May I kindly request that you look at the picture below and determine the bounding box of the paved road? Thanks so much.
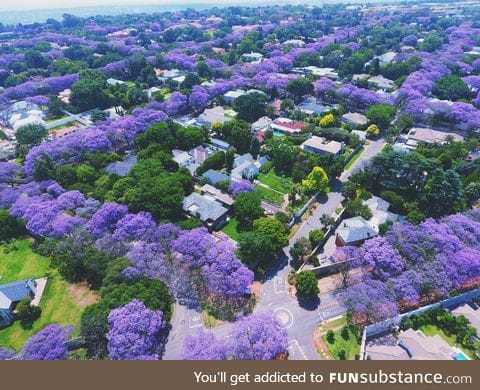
[163,138,386,360]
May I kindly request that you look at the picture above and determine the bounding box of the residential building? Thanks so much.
[182,192,229,230]
[366,329,455,360]
[144,86,162,99]
[51,125,80,139]
[363,196,399,232]
[292,66,339,80]
[270,118,305,134]
[342,112,368,126]
[231,161,259,180]
[189,145,211,165]
[241,52,264,63]
[105,154,138,177]
[368,75,396,91]
[335,216,377,247]
[233,153,253,169]
[376,51,397,66]
[200,184,234,207]
[172,149,194,167]
[106,78,125,86]
[1,101,45,130]
[251,116,272,133]
[282,39,305,47]
[393,127,464,151]
[202,169,230,185]
[451,304,480,337]
[210,138,232,151]
[300,135,344,156]
[297,98,331,116]
[0,279,37,327]
[196,106,232,127]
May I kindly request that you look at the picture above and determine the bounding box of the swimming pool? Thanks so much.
[453,351,469,360]
[272,131,285,137]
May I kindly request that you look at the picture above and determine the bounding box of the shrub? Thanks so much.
[295,270,319,297]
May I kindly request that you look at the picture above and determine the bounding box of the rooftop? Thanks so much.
[182,192,228,223]
[336,216,377,245]
[301,135,344,155]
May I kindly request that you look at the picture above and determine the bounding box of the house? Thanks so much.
[172,149,194,168]
[269,99,283,116]
[0,279,37,327]
[196,106,232,127]
[352,73,371,83]
[376,51,397,66]
[0,140,16,161]
[363,196,399,232]
[210,138,232,151]
[223,89,246,104]
[393,127,464,151]
[366,329,455,360]
[58,88,71,104]
[251,116,272,133]
[300,135,344,156]
[202,169,230,185]
[241,52,263,63]
[105,154,137,177]
[200,184,234,207]
[233,153,253,169]
[182,192,229,230]
[106,78,125,86]
[283,39,305,47]
[451,304,480,337]
[292,66,339,80]
[297,98,331,116]
[335,216,377,247]
[231,161,259,180]
[368,75,396,91]
[270,118,305,134]
[1,101,45,130]
[342,112,368,127]
[144,86,162,99]
[189,145,211,165]
[51,125,80,139]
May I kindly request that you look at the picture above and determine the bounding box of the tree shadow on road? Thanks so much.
[295,294,320,310]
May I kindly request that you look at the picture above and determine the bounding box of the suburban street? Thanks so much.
[163,138,386,360]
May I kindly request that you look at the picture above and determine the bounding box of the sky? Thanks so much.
[3,0,260,12]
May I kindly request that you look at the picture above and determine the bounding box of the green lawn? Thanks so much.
[257,171,293,194]
[323,325,361,360]
[221,218,241,241]
[420,325,476,359]
[0,239,96,351]
[255,185,284,205]
[344,146,365,170]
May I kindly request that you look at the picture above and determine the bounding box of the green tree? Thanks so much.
[237,231,276,268]
[308,229,325,247]
[71,69,110,112]
[433,76,472,101]
[233,92,267,122]
[234,191,264,231]
[253,217,288,251]
[286,78,314,100]
[176,126,207,150]
[15,124,48,146]
[302,166,329,193]
[344,199,373,220]
[33,153,56,181]
[295,270,319,297]
[366,104,396,130]
[0,209,24,241]
[289,237,312,266]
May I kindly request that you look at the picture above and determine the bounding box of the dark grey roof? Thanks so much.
[183,193,228,223]
[0,279,36,309]
[202,169,230,185]
[106,155,137,177]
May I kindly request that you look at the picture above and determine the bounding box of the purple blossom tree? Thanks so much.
[107,299,165,360]
[181,330,229,360]
[20,324,71,360]
[229,179,254,197]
